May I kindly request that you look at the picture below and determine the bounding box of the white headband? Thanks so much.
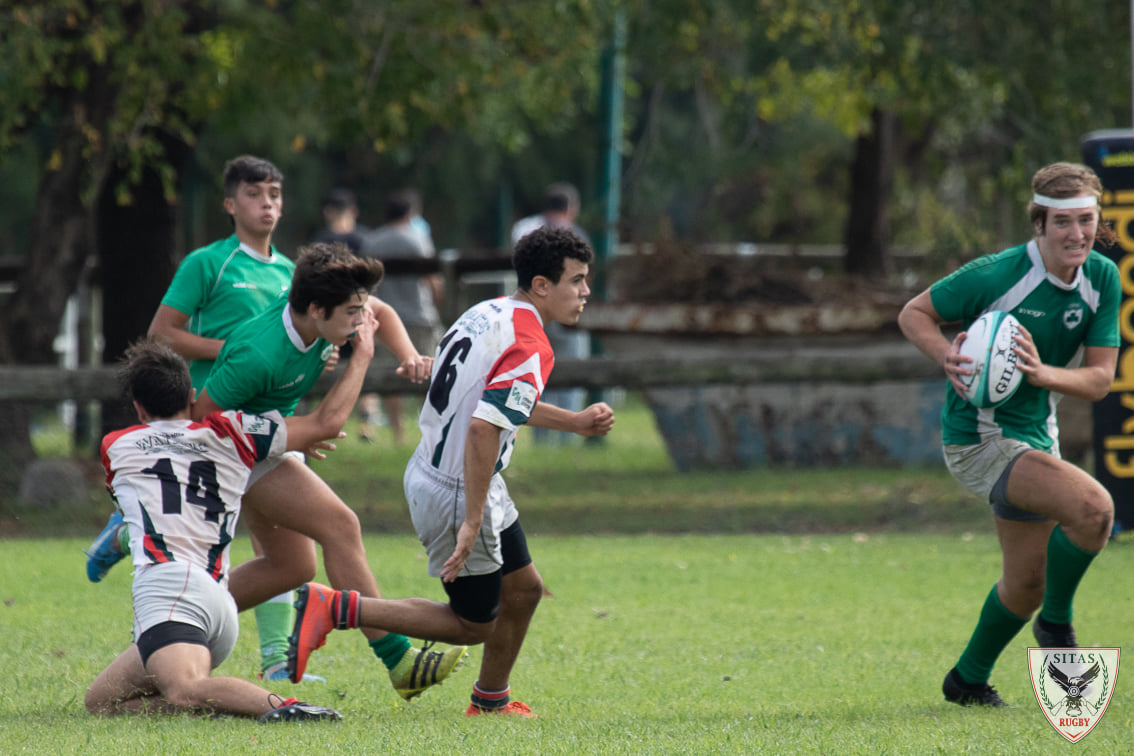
[1032,193,1098,210]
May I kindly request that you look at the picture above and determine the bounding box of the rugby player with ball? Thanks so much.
[898,162,1120,707]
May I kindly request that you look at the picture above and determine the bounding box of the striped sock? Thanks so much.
[331,589,360,629]
[470,682,510,711]
[115,523,130,554]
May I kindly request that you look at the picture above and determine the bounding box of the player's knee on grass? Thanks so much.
[85,687,125,716]
[136,621,214,710]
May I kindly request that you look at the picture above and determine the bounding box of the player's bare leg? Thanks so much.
[236,457,390,642]
[238,456,468,696]
[464,562,543,717]
[86,645,163,715]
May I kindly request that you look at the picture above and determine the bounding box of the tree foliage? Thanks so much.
[0,0,1131,486]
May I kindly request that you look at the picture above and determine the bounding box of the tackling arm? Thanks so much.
[283,309,377,451]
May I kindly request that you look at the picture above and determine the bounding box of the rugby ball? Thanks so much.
[957,310,1023,409]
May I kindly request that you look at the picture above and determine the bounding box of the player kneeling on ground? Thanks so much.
[85,327,376,721]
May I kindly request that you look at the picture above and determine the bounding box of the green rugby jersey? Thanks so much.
[930,241,1120,450]
[161,235,294,389]
[203,298,336,417]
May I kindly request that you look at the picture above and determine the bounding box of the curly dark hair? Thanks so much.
[288,241,385,314]
[512,226,593,290]
[117,338,193,419]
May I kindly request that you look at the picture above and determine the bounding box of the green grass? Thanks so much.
[3,534,1132,754]
[7,393,1126,752]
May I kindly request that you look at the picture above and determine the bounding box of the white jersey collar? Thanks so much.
[281,305,319,353]
[238,241,275,263]
[1027,240,1081,291]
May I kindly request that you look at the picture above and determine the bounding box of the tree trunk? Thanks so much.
[0,69,118,499]
[843,107,897,278]
[96,133,195,439]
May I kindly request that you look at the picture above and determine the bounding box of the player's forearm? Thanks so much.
[898,296,951,368]
[527,401,575,431]
[1032,363,1115,402]
[153,328,223,362]
[312,340,374,433]
[462,420,502,530]
[148,306,224,361]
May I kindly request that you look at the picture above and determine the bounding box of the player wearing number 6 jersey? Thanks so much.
[85,333,375,721]
[285,226,615,717]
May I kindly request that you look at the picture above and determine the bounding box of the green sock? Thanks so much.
[255,592,295,672]
[369,633,412,670]
[955,585,1027,685]
[115,523,130,555]
[1040,525,1098,625]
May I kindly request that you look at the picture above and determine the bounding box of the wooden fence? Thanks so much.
[0,349,940,402]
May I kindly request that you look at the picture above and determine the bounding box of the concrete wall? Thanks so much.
[643,380,945,470]
[587,302,1096,471]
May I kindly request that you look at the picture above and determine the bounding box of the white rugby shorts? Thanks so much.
[404,448,519,578]
[944,434,1059,502]
[246,449,305,490]
[131,561,239,669]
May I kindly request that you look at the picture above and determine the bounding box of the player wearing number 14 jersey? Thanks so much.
[85,335,375,721]
[283,226,615,718]
[102,407,285,583]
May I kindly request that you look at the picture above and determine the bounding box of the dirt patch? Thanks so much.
[607,242,919,310]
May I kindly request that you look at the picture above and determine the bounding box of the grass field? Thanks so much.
[3,534,1132,755]
[3,395,1131,753]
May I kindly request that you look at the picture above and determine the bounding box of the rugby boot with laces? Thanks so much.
[942,667,1007,707]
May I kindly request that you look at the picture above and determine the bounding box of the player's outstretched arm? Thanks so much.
[367,295,433,382]
[528,401,615,437]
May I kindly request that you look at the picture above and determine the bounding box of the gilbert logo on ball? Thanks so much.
[957,310,1023,408]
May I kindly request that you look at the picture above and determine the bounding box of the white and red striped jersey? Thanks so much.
[100,410,287,583]
[416,297,552,479]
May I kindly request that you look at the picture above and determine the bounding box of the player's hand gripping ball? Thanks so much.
[958,310,1023,409]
